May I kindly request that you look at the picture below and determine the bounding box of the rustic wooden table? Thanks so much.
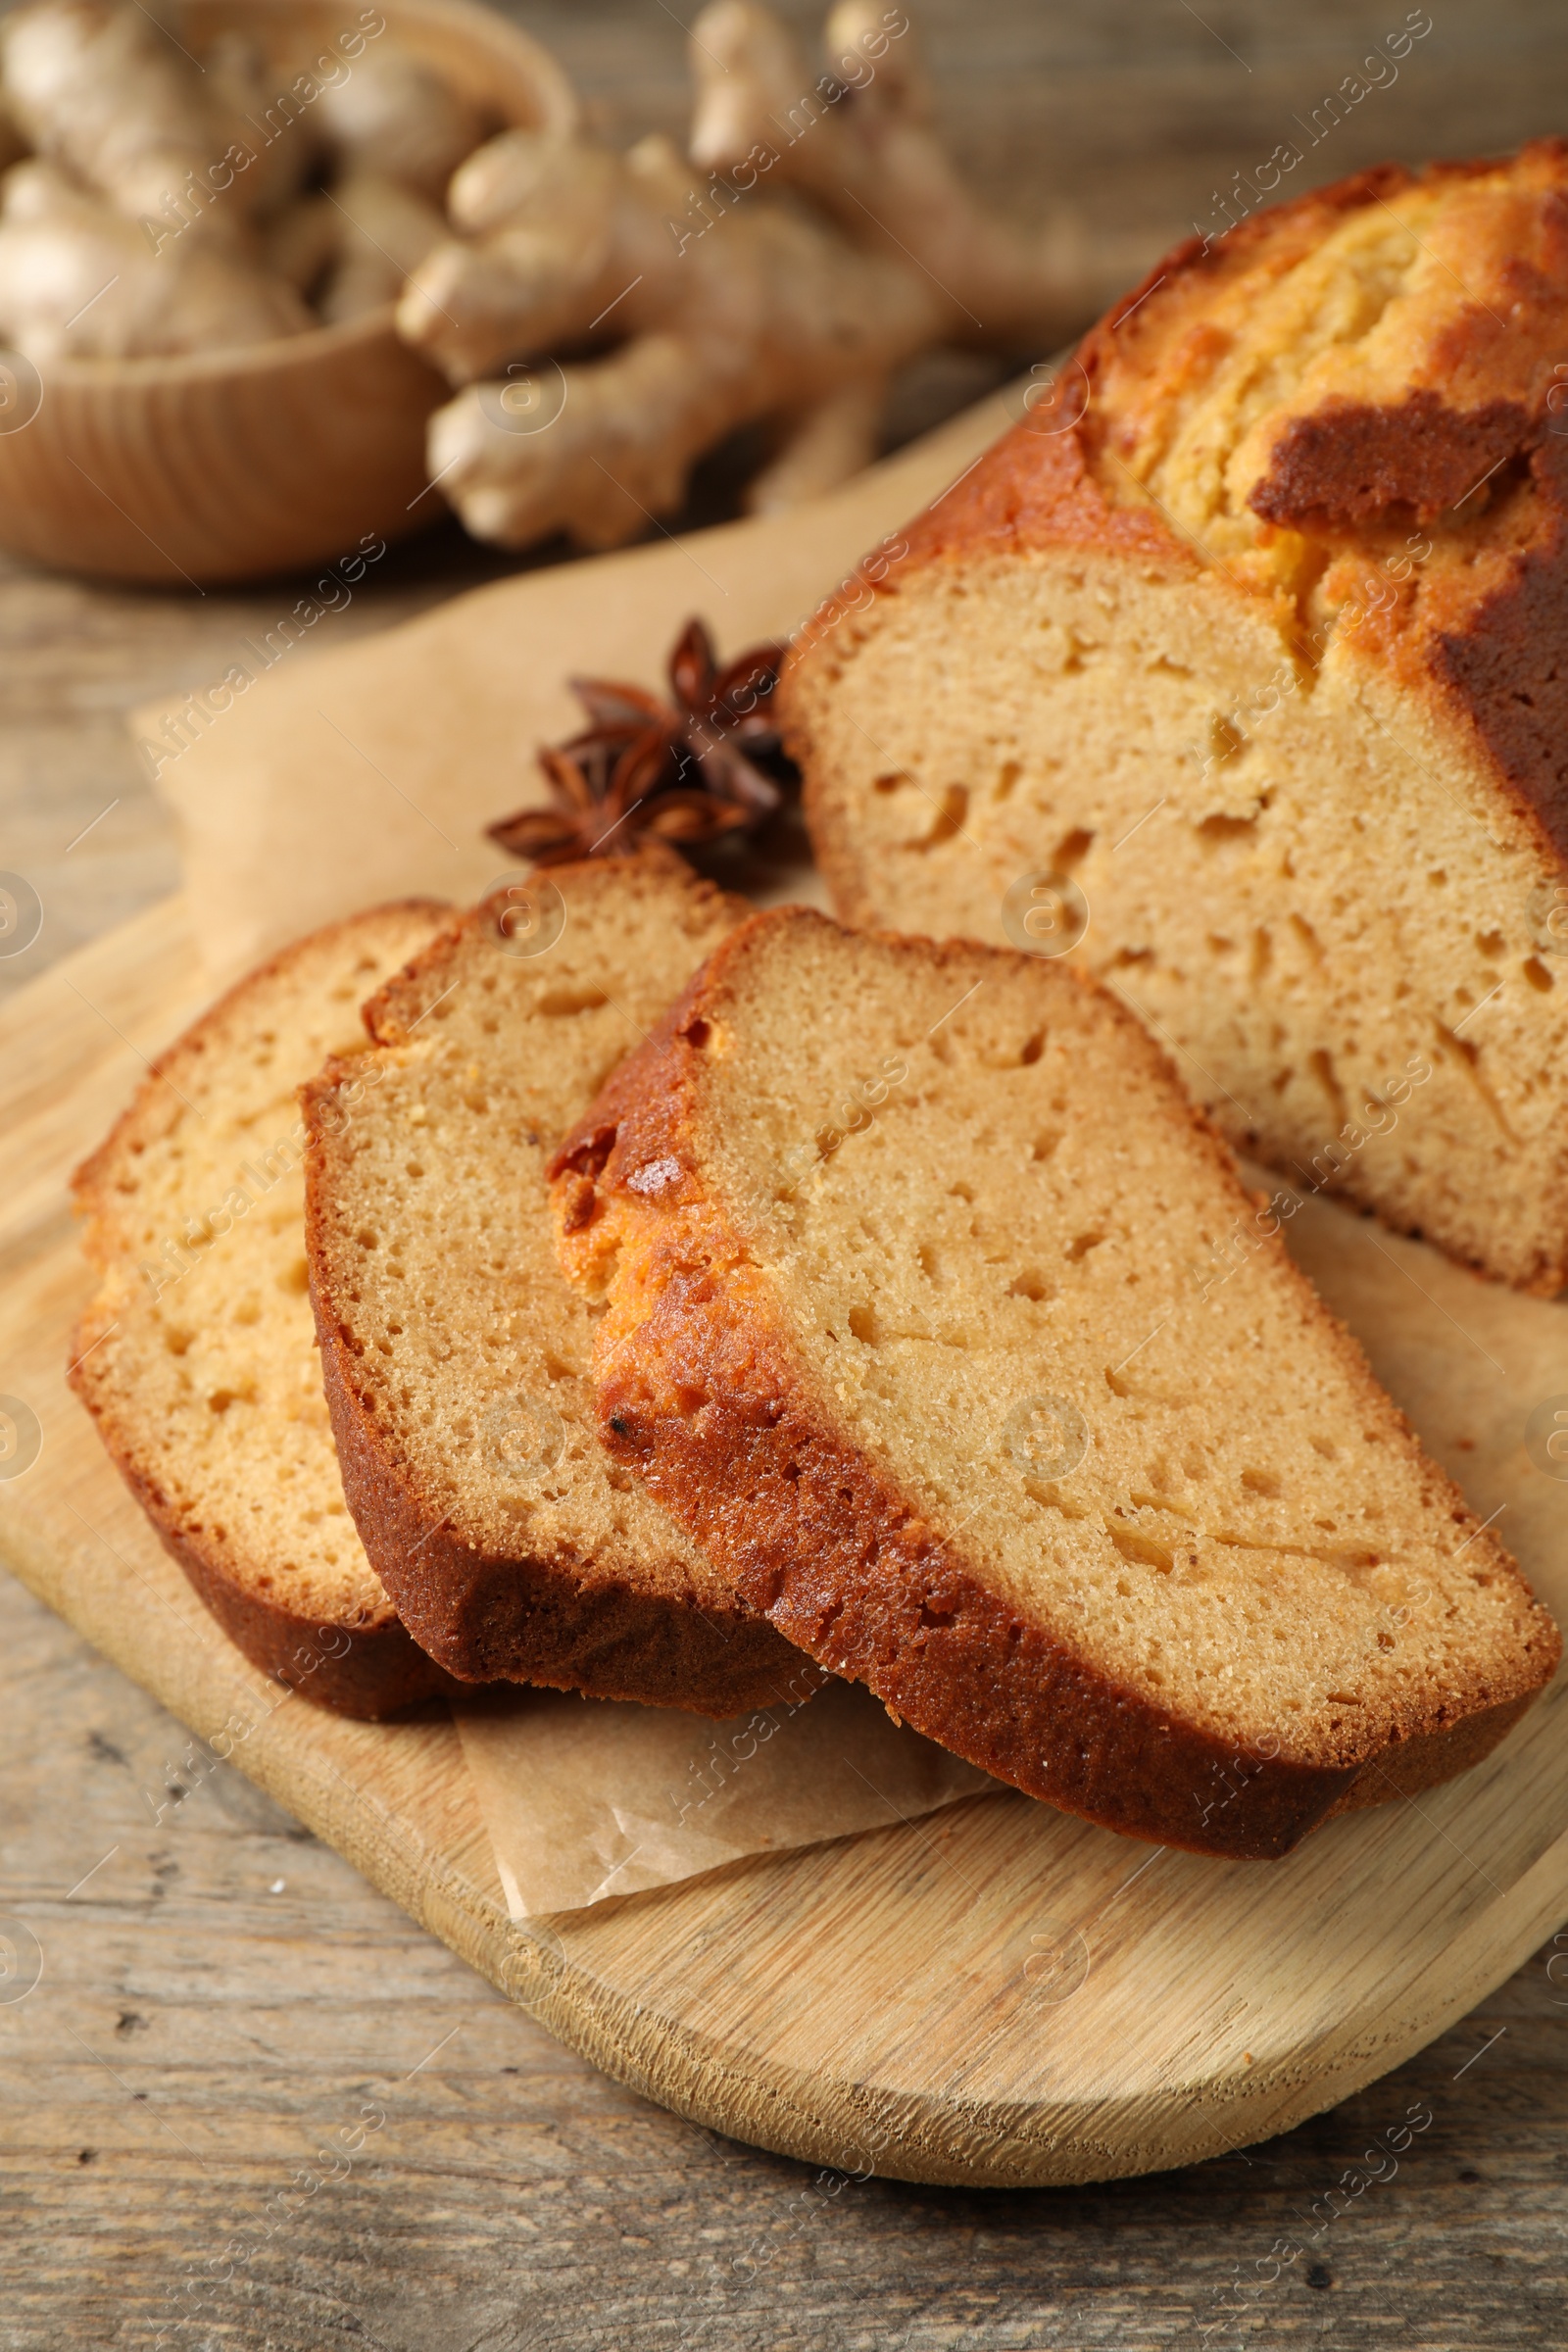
[4,4,1568,2344]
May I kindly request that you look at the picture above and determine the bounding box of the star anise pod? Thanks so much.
[487,617,798,867]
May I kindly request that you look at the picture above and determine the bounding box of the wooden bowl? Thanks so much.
[0,0,577,586]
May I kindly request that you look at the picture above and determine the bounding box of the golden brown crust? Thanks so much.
[1249,391,1533,529]
[301,861,817,1718]
[587,1232,1359,1859]
[1322,1687,1541,1817]
[549,911,1560,1860]
[823,414,1190,601]
[69,1377,457,1717]
[68,900,457,1720]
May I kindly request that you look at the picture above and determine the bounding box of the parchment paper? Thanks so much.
[453,1677,1001,1920]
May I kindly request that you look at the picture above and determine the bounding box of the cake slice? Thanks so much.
[549,908,1559,1858]
[302,853,811,1715]
[70,902,455,1718]
[784,147,1568,1295]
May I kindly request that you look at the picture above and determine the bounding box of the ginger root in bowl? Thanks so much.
[0,0,576,583]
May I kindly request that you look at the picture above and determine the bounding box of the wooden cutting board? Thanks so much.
[3,893,1567,2189]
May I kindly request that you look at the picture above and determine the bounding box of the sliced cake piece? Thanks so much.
[549,908,1559,1858]
[70,902,454,1718]
[302,853,811,1716]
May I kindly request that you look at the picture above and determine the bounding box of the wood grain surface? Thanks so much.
[4,2,1568,2342]
[6,1548,1564,2352]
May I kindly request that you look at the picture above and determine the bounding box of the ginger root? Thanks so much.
[317,170,448,324]
[0,158,311,360]
[688,0,1089,347]
[0,0,288,236]
[262,172,448,324]
[314,48,488,202]
[264,192,343,299]
[408,123,936,548]
[400,2,1090,552]
[0,0,491,362]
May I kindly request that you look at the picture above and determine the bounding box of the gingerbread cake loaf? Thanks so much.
[783,144,1568,1295]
